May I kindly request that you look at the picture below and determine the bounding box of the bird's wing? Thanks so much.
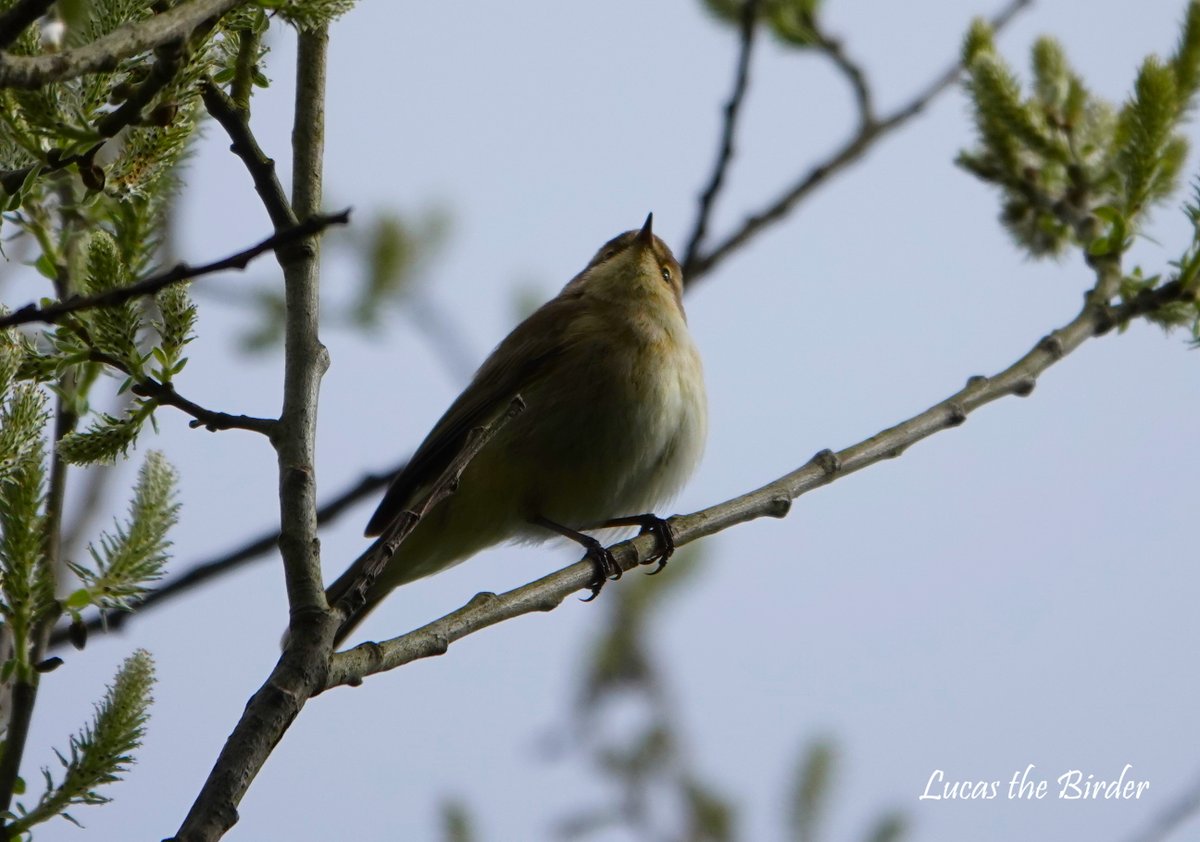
[364,288,586,537]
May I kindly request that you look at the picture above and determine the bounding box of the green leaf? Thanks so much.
[33,253,57,281]
[1170,0,1200,112]
[70,452,179,610]
[57,412,143,466]
[64,589,92,611]
[1115,57,1184,217]
[8,651,155,836]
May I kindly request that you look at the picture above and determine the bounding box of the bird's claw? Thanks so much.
[580,536,622,602]
[636,515,675,575]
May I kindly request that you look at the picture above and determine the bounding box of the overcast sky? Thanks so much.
[20,1,1200,840]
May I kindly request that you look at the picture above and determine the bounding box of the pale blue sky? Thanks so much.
[23,1,1200,840]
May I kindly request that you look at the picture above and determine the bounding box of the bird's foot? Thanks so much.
[530,515,623,602]
[580,535,623,602]
[595,513,676,575]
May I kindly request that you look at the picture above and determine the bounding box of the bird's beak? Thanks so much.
[637,212,654,248]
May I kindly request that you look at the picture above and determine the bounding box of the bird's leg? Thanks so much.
[593,513,676,575]
[531,515,622,601]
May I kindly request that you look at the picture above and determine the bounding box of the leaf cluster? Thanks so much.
[0,329,53,684]
[959,5,1200,256]
[959,2,1200,336]
[702,0,825,48]
[259,0,359,31]
[5,650,156,835]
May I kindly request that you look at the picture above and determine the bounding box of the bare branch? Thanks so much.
[681,0,760,272]
[201,78,297,232]
[684,0,1032,282]
[321,260,1191,690]
[0,0,250,89]
[129,377,276,435]
[167,267,524,842]
[815,32,874,131]
[170,26,333,842]
[0,212,349,330]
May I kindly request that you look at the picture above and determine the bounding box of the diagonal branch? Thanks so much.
[0,212,349,330]
[200,78,297,232]
[321,261,1192,690]
[0,0,251,89]
[684,0,1032,282]
[681,0,760,270]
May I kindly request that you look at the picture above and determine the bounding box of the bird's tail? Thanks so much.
[325,537,390,648]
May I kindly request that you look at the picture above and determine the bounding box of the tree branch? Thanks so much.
[815,32,874,131]
[0,212,349,330]
[321,257,1190,690]
[166,286,527,842]
[680,0,760,271]
[170,26,333,842]
[0,0,250,89]
[129,378,277,435]
[684,0,1032,282]
[200,78,297,231]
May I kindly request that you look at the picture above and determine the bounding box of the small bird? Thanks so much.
[326,214,707,645]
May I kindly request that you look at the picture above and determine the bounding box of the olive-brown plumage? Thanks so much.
[327,215,706,645]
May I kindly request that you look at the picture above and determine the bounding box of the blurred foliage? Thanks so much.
[440,799,476,842]
[702,0,824,48]
[260,0,359,31]
[958,3,1200,340]
[426,549,908,842]
[225,206,452,354]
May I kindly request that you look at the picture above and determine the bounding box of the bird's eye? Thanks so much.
[660,266,672,284]
[602,249,618,262]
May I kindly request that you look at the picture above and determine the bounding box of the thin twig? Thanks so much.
[681,0,760,271]
[130,378,276,434]
[684,0,1032,282]
[0,212,349,330]
[74,339,276,435]
[0,0,250,89]
[1123,767,1200,842]
[815,32,874,131]
[323,252,1188,690]
[200,77,296,231]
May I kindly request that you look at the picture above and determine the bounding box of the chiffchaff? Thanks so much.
[326,214,707,645]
